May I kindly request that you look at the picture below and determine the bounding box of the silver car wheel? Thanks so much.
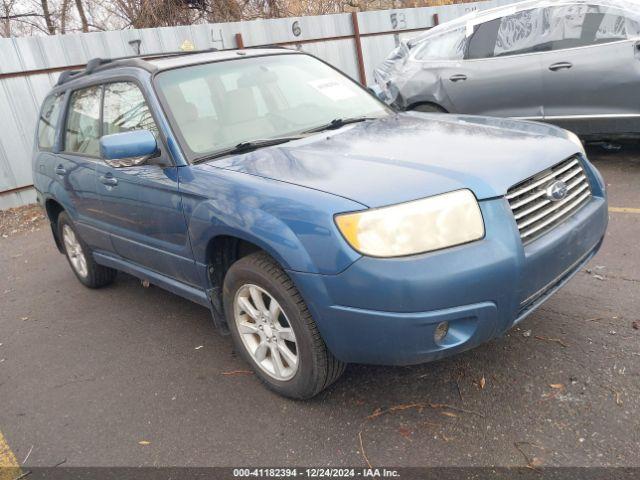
[234,284,298,381]
[62,224,88,278]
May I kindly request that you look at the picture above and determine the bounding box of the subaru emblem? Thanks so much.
[545,180,568,202]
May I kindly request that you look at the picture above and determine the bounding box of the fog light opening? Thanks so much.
[434,321,449,344]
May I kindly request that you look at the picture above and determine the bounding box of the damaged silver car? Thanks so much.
[374,0,640,140]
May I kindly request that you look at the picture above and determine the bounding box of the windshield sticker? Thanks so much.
[308,79,357,101]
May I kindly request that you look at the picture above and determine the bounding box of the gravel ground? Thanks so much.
[0,204,46,238]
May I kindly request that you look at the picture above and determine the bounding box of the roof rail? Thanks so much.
[55,45,294,86]
[246,44,292,50]
[56,47,221,86]
[56,69,83,86]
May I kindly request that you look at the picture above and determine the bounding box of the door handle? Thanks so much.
[549,62,573,71]
[99,174,118,187]
[54,165,67,176]
[449,74,468,82]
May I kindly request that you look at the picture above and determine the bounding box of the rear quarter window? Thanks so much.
[37,93,64,150]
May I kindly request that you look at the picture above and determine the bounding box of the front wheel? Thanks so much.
[223,252,345,399]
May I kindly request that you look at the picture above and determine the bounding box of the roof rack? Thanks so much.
[56,45,295,87]
[246,44,292,50]
[56,47,222,86]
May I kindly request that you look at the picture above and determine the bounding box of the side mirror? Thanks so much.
[100,130,158,167]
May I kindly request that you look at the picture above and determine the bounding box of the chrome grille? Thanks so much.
[506,156,592,243]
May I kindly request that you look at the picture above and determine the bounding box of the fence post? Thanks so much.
[350,11,367,86]
[432,13,440,26]
[235,32,244,49]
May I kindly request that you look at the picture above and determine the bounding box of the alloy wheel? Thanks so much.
[233,284,298,381]
[62,224,88,278]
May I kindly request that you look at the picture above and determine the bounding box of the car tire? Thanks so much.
[57,211,117,289]
[223,252,346,399]
[411,103,446,113]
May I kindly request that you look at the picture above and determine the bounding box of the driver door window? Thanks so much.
[103,82,158,136]
[542,4,638,50]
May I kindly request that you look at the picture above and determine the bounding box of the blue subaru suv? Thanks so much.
[33,48,608,398]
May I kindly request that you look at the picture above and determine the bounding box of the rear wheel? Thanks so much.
[223,252,345,399]
[58,212,117,288]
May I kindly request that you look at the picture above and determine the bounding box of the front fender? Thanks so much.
[180,165,364,275]
[188,200,320,273]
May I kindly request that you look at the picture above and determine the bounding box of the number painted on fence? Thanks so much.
[292,20,302,37]
[390,12,407,30]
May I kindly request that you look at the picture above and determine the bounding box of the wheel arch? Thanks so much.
[199,227,315,331]
[184,181,363,328]
[407,101,448,113]
[205,234,267,294]
[189,199,336,275]
[392,66,457,112]
[44,197,66,253]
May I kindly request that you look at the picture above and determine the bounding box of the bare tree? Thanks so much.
[40,0,56,33]
[1,0,55,36]
[1,0,478,37]
[205,0,244,22]
[59,0,70,32]
[75,0,88,31]
[101,0,195,28]
[1,0,15,36]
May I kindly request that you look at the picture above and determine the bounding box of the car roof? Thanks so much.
[149,47,299,70]
[408,0,640,45]
[51,47,301,93]
[470,0,640,23]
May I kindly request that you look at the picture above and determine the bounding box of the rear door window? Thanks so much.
[467,18,500,59]
[468,8,549,59]
[494,8,549,57]
[64,86,102,157]
[413,27,467,61]
[38,93,64,150]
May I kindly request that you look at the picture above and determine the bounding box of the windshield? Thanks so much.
[154,53,390,161]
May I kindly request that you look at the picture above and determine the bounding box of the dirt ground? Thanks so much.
[0,204,45,238]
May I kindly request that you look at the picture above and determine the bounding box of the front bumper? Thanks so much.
[288,162,608,365]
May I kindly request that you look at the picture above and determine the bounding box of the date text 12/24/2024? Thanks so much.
[233,468,400,478]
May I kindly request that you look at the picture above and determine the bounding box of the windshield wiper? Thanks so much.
[193,136,305,163]
[302,116,378,134]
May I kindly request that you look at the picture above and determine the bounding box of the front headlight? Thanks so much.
[335,189,485,258]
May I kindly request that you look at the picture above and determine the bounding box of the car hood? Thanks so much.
[209,113,582,208]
